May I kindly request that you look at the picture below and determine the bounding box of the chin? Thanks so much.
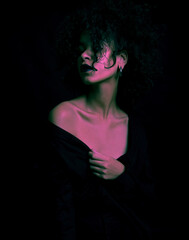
[82,77,106,85]
[82,73,112,83]
[82,78,93,85]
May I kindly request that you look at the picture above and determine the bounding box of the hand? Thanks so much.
[88,150,125,180]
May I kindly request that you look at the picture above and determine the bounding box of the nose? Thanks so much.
[81,48,93,61]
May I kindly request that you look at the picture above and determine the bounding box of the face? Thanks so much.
[77,32,121,85]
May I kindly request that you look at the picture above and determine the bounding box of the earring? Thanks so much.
[119,67,122,77]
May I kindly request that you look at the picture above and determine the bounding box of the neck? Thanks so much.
[85,78,119,119]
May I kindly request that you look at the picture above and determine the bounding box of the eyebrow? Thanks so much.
[79,40,85,45]
[79,39,89,47]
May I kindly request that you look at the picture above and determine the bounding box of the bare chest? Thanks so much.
[75,118,128,159]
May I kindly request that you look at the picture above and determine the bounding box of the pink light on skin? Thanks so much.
[77,31,126,85]
[74,31,128,120]
[49,31,128,178]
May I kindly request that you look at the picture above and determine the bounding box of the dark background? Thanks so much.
[6,1,183,239]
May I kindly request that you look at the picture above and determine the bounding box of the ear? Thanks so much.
[117,50,128,69]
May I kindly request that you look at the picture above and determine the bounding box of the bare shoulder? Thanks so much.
[48,100,77,130]
[48,96,85,132]
[116,108,129,121]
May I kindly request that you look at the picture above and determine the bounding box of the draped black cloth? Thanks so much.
[46,114,155,240]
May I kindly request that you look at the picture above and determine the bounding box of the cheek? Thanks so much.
[92,66,118,81]
[80,67,118,85]
[97,49,114,67]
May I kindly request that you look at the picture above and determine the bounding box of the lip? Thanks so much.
[80,64,97,73]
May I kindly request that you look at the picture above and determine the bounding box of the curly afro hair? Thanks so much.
[55,0,166,111]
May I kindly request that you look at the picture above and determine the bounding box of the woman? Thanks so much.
[48,1,158,239]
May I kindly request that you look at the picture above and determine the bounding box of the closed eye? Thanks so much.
[77,45,85,54]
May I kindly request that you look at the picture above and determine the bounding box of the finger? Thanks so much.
[89,159,106,168]
[92,172,104,179]
[90,165,105,174]
[88,150,107,161]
